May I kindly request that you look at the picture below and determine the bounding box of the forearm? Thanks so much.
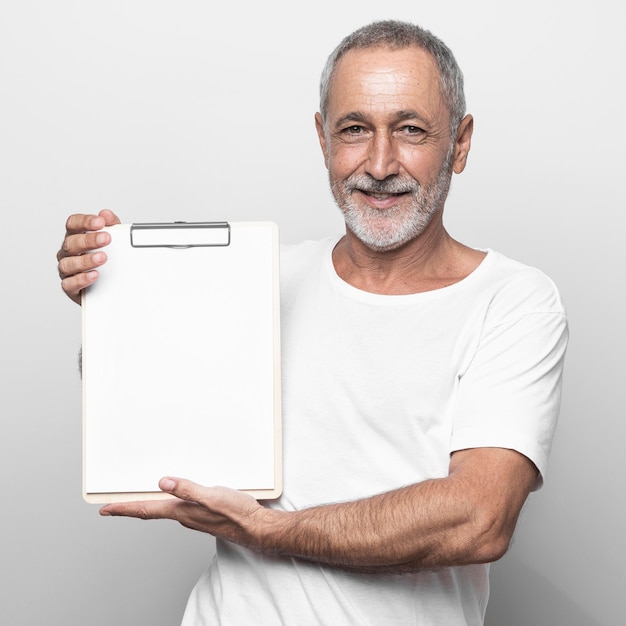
[263,482,465,571]
[256,478,505,572]
[248,449,536,573]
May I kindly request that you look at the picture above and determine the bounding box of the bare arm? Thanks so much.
[100,446,538,572]
[57,209,121,304]
[261,447,536,571]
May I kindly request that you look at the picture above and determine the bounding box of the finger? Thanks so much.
[60,270,100,304]
[57,210,121,305]
[159,477,260,525]
[57,244,109,305]
[100,498,181,521]
[64,213,107,237]
[57,243,109,307]
[57,230,112,262]
[58,209,120,260]
[98,478,206,519]
[158,476,209,503]
[58,248,108,278]
[155,478,242,536]
[97,208,121,226]
[157,477,241,506]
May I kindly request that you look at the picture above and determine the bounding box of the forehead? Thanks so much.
[327,45,446,123]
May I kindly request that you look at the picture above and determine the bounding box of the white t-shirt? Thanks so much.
[181,238,568,626]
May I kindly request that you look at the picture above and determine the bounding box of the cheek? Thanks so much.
[327,143,366,178]
[397,147,445,183]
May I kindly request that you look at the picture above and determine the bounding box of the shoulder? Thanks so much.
[476,250,567,320]
[279,237,336,262]
[279,237,338,283]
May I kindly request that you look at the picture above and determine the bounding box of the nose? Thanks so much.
[365,133,400,180]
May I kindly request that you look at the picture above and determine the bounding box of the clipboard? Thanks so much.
[81,221,282,503]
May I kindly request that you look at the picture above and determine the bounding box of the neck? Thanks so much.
[332,219,485,295]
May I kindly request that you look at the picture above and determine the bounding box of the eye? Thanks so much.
[343,125,365,135]
[397,125,427,144]
[338,124,370,143]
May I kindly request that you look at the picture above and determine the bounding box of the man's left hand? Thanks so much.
[100,477,272,550]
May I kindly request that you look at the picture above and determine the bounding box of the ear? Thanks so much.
[315,112,329,168]
[452,114,474,174]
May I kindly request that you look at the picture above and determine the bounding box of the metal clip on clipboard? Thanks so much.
[130,221,231,248]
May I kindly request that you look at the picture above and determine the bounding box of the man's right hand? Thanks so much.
[57,209,121,304]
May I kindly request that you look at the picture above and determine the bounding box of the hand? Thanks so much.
[100,477,272,550]
[57,209,121,304]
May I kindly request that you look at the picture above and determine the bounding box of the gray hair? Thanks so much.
[319,20,466,136]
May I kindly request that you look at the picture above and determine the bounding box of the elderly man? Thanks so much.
[57,20,567,626]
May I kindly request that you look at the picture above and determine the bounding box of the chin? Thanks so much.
[345,211,429,252]
[357,233,418,253]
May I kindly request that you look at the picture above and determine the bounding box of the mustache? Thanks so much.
[344,174,419,195]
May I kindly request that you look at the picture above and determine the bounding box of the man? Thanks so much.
[57,20,568,625]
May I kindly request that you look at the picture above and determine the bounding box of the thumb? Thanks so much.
[158,476,203,503]
[159,476,178,493]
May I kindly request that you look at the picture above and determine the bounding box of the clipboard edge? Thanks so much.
[81,221,283,504]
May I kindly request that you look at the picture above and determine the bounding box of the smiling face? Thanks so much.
[316,45,471,252]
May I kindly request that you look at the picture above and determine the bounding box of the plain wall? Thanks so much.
[1,1,623,624]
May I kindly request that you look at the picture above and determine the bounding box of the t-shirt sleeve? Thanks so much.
[450,271,568,489]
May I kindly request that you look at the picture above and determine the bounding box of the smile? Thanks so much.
[367,192,403,200]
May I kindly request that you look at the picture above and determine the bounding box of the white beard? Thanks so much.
[330,156,454,252]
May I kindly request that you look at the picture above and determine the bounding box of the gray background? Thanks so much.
[1,1,623,625]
